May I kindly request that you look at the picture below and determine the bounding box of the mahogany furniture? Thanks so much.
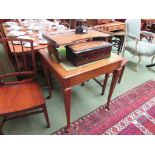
[2,23,50,53]
[1,22,56,73]
[94,21,125,54]
[43,29,112,63]
[39,48,124,131]
[66,41,112,66]
[96,19,112,25]
[94,21,125,32]
[95,58,128,95]
[0,38,50,134]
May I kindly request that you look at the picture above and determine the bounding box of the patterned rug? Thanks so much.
[54,80,155,135]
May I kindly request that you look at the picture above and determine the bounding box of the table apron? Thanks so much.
[46,60,122,88]
[69,62,121,86]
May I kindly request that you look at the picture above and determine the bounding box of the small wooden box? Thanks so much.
[66,41,112,66]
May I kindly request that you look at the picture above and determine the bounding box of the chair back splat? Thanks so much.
[0,38,36,85]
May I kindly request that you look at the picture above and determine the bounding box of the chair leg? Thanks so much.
[42,104,50,128]
[121,37,127,57]
[117,36,124,55]
[101,73,109,95]
[151,56,155,64]
[48,72,54,90]
[136,55,142,71]
[81,82,85,86]
[0,117,5,135]
[0,129,3,135]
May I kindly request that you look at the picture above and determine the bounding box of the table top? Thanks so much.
[99,21,125,27]
[43,29,111,47]
[94,21,125,32]
[2,22,56,53]
[39,48,123,80]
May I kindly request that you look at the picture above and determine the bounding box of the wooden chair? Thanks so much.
[0,38,50,134]
[112,31,125,55]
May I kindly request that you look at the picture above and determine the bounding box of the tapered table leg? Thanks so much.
[106,68,122,110]
[42,59,52,99]
[101,73,109,95]
[63,87,72,132]
[0,129,3,135]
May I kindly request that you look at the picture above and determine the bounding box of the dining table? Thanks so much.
[1,20,58,53]
[39,48,124,132]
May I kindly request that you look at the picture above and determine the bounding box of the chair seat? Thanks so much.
[0,81,45,115]
[126,40,155,56]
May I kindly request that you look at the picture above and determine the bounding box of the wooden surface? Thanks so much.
[0,38,37,83]
[39,49,123,84]
[43,29,112,47]
[94,21,125,32]
[66,41,112,66]
[0,37,50,133]
[2,22,55,53]
[68,41,110,53]
[0,81,44,115]
[39,48,124,130]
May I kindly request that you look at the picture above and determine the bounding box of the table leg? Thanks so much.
[48,45,62,63]
[106,68,122,110]
[0,129,3,135]
[101,73,109,96]
[63,87,72,132]
[117,36,124,55]
[42,59,52,99]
